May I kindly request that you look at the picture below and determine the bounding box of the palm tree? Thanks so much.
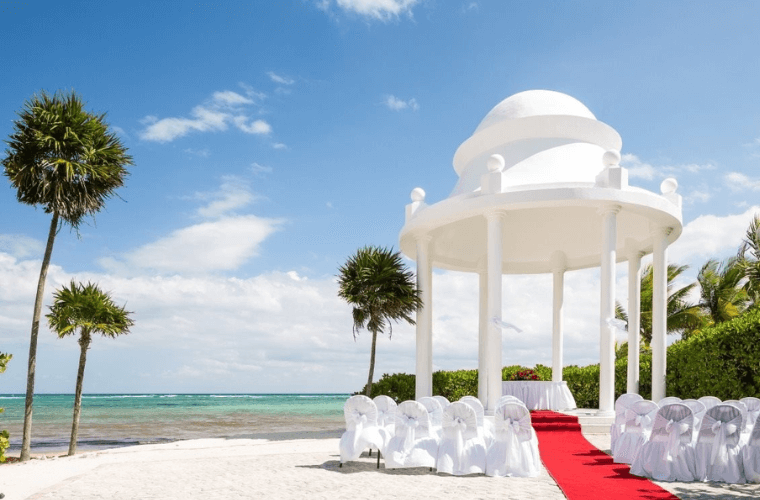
[337,246,422,396]
[2,90,132,460]
[47,281,134,456]
[738,214,760,306]
[616,263,705,344]
[696,257,749,325]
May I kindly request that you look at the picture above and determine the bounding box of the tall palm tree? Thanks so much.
[738,214,760,306]
[616,263,705,344]
[337,246,422,396]
[47,281,134,456]
[2,90,132,460]
[696,257,749,325]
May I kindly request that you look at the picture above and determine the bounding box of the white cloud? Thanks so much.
[335,0,419,20]
[385,95,419,111]
[621,153,715,180]
[184,148,210,158]
[462,2,479,13]
[0,234,43,259]
[272,142,287,150]
[140,90,272,142]
[251,162,273,176]
[689,189,712,203]
[621,154,656,180]
[194,176,257,219]
[267,71,295,85]
[725,172,760,192]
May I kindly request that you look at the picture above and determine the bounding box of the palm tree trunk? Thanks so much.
[20,211,59,461]
[69,335,89,456]
[365,329,378,397]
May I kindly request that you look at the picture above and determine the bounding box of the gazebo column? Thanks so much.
[627,250,643,394]
[485,211,504,414]
[478,269,488,404]
[551,252,566,382]
[652,227,671,402]
[415,235,433,399]
[599,205,620,415]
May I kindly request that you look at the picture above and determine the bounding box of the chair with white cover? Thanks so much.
[498,395,525,406]
[340,395,388,467]
[698,396,721,411]
[433,395,451,410]
[613,400,659,464]
[486,402,541,477]
[418,397,444,439]
[436,401,487,475]
[742,416,760,482]
[681,399,707,443]
[384,400,440,469]
[630,403,696,481]
[658,396,682,406]
[741,397,760,433]
[611,393,644,452]
[374,395,397,448]
[695,404,745,483]
[725,400,749,438]
[460,396,494,446]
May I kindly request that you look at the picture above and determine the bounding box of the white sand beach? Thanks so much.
[2,433,760,500]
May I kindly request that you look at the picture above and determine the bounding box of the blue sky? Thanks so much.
[1,0,759,394]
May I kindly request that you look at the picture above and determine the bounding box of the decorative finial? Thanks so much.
[487,154,505,173]
[660,178,678,195]
[410,187,426,202]
[603,150,621,167]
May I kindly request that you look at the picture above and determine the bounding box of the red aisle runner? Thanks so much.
[531,411,679,500]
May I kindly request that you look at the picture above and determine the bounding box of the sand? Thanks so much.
[1,432,759,499]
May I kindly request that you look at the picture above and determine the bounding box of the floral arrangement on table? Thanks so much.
[510,369,540,381]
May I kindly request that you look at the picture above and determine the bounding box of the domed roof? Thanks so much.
[475,90,596,133]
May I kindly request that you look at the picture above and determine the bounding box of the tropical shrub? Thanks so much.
[357,372,416,402]
[0,352,11,463]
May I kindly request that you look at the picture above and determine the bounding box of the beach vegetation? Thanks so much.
[338,246,422,397]
[0,352,11,463]
[695,257,750,329]
[2,90,132,460]
[737,214,760,306]
[47,281,134,456]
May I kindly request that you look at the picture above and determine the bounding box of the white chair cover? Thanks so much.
[725,400,749,437]
[486,402,541,477]
[681,399,707,443]
[613,400,659,464]
[339,395,388,463]
[658,396,682,406]
[742,416,760,483]
[611,393,644,452]
[498,395,525,406]
[460,396,494,446]
[630,403,696,481]
[695,404,745,483]
[436,402,487,475]
[418,397,444,439]
[741,397,760,433]
[698,396,722,410]
[373,395,397,447]
[384,400,439,469]
[433,395,451,410]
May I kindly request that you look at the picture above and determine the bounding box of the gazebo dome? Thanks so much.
[474,90,596,132]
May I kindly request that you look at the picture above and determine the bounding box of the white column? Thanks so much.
[652,227,670,402]
[627,251,643,394]
[415,236,433,399]
[478,270,488,404]
[552,267,565,382]
[486,211,504,414]
[599,205,620,415]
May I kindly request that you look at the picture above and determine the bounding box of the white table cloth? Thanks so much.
[501,381,577,410]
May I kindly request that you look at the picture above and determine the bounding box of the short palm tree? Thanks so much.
[337,246,422,396]
[696,257,749,325]
[47,281,134,456]
[2,90,132,460]
[738,214,760,306]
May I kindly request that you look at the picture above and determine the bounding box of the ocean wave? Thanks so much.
[159,395,178,398]
[82,395,155,399]
[0,396,23,399]
[209,395,263,398]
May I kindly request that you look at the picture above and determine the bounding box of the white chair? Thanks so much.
[742,416,760,482]
[460,396,494,446]
[486,402,541,477]
[613,400,658,464]
[384,400,439,469]
[433,395,451,410]
[741,397,760,433]
[695,404,745,483]
[630,403,696,481]
[418,396,444,439]
[498,395,525,406]
[698,396,722,410]
[339,395,388,467]
[373,395,397,449]
[611,393,643,452]
[436,401,487,475]
[658,396,682,406]
[681,399,707,443]
[725,400,749,438]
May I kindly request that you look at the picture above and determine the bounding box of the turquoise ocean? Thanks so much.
[0,394,349,454]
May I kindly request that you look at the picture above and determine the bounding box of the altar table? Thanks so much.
[502,381,577,410]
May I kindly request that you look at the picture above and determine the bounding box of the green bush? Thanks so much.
[356,372,415,402]
[433,369,478,401]
[0,352,10,463]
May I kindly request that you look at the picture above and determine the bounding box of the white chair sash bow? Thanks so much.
[709,420,739,465]
[402,415,420,453]
[624,408,651,431]
[664,418,691,461]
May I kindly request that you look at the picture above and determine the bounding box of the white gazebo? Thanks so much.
[399,90,683,415]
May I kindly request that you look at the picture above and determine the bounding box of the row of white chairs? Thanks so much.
[339,394,541,477]
[610,393,760,483]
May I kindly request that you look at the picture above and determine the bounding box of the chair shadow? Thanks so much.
[298,452,484,478]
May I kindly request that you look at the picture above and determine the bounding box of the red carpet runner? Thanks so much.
[531,411,679,500]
